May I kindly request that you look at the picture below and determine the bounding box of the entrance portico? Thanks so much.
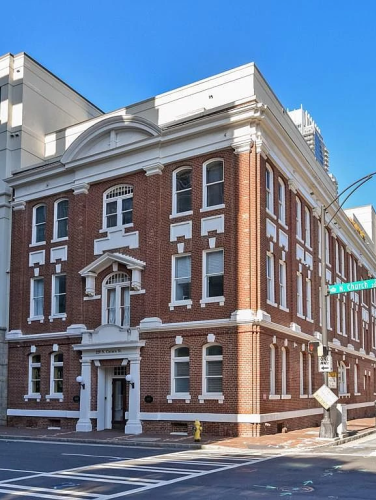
[73,324,145,434]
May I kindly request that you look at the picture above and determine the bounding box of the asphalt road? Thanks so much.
[0,437,375,499]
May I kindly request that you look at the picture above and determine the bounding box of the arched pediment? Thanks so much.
[62,115,162,163]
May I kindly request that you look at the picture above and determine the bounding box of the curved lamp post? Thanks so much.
[319,171,376,438]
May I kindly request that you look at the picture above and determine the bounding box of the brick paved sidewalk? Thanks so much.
[0,417,374,451]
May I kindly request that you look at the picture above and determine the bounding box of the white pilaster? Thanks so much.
[125,359,142,435]
[76,360,93,432]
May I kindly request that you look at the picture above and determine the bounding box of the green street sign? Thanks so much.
[328,278,376,295]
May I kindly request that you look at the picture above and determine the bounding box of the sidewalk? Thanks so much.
[0,418,374,452]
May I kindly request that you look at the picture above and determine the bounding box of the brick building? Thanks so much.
[5,62,376,436]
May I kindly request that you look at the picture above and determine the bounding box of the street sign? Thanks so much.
[318,355,333,372]
[328,372,337,389]
[313,384,338,410]
[328,278,376,295]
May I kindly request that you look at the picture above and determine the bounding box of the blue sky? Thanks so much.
[2,0,376,207]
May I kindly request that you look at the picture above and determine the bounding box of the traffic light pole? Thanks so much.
[319,204,336,438]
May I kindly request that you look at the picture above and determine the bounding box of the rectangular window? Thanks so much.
[266,166,273,213]
[279,261,287,308]
[297,273,303,316]
[173,255,191,301]
[204,160,224,208]
[29,354,41,394]
[204,345,223,394]
[172,347,190,394]
[306,279,312,320]
[296,198,302,240]
[341,247,345,277]
[33,205,46,244]
[305,207,311,247]
[174,169,192,215]
[267,253,275,303]
[53,275,66,315]
[54,200,68,239]
[205,250,224,298]
[278,179,285,224]
[31,278,44,318]
[51,353,63,395]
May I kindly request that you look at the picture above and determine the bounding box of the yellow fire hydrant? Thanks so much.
[193,420,202,442]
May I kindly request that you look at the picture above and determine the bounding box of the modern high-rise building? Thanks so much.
[288,106,329,171]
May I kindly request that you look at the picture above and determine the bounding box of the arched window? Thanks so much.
[203,159,224,209]
[102,272,131,327]
[32,204,46,244]
[53,199,68,240]
[103,185,133,229]
[50,353,63,395]
[28,354,41,395]
[338,361,347,394]
[203,344,223,394]
[171,346,190,395]
[173,168,192,215]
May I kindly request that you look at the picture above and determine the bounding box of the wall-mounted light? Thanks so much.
[76,375,85,390]
[125,374,135,389]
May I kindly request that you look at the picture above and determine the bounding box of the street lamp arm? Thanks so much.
[326,176,373,227]
[325,170,376,212]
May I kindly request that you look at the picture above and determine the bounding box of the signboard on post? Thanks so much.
[328,372,337,389]
[318,355,333,372]
[328,278,376,295]
[313,384,338,410]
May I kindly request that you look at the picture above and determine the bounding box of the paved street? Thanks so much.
[1,437,376,499]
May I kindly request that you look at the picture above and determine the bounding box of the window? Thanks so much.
[297,273,303,316]
[279,261,287,308]
[270,344,276,395]
[32,204,46,244]
[204,250,224,299]
[278,179,285,224]
[171,346,190,395]
[267,253,275,303]
[266,165,273,213]
[104,185,133,229]
[52,275,66,316]
[354,363,359,394]
[300,352,307,395]
[203,159,224,208]
[305,207,311,247]
[203,344,223,394]
[30,278,44,318]
[306,279,312,320]
[335,241,339,274]
[281,347,288,395]
[54,199,68,240]
[103,272,130,326]
[325,228,330,264]
[50,353,63,395]
[341,247,345,277]
[173,168,192,215]
[338,361,347,394]
[28,354,41,395]
[172,255,191,302]
[342,296,347,336]
[296,197,302,240]
[308,353,313,395]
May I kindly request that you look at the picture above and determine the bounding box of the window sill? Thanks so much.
[278,220,288,230]
[27,316,44,324]
[266,300,278,307]
[354,393,361,396]
[169,300,193,310]
[198,394,224,403]
[167,395,191,403]
[281,394,291,399]
[29,242,46,248]
[268,395,280,400]
[279,305,289,312]
[169,211,193,219]
[339,393,351,398]
[49,314,67,322]
[84,295,101,301]
[200,204,225,213]
[266,209,277,219]
[200,297,225,307]
[99,223,134,234]
[306,317,314,323]
[51,237,68,244]
[46,395,64,402]
[24,394,41,402]
[299,394,309,399]
[297,313,305,319]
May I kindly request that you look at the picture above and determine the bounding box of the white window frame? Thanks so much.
[28,354,41,396]
[270,344,276,396]
[266,164,274,214]
[266,252,275,304]
[338,361,348,395]
[201,249,224,305]
[202,159,224,211]
[172,167,193,217]
[53,198,69,242]
[48,352,64,399]
[300,352,306,396]
[296,197,302,240]
[171,254,192,306]
[102,272,131,327]
[29,277,44,321]
[335,240,339,274]
[32,204,46,245]
[200,344,224,401]
[278,178,285,224]
[306,278,312,320]
[50,274,67,319]
[297,273,303,317]
[308,353,313,396]
[281,347,288,396]
[102,185,133,231]
[168,346,191,401]
[354,363,359,394]
[279,261,287,309]
[325,228,330,265]
[342,296,347,336]
[304,207,311,247]
[340,246,345,277]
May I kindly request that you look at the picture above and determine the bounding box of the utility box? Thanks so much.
[331,403,348,438]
